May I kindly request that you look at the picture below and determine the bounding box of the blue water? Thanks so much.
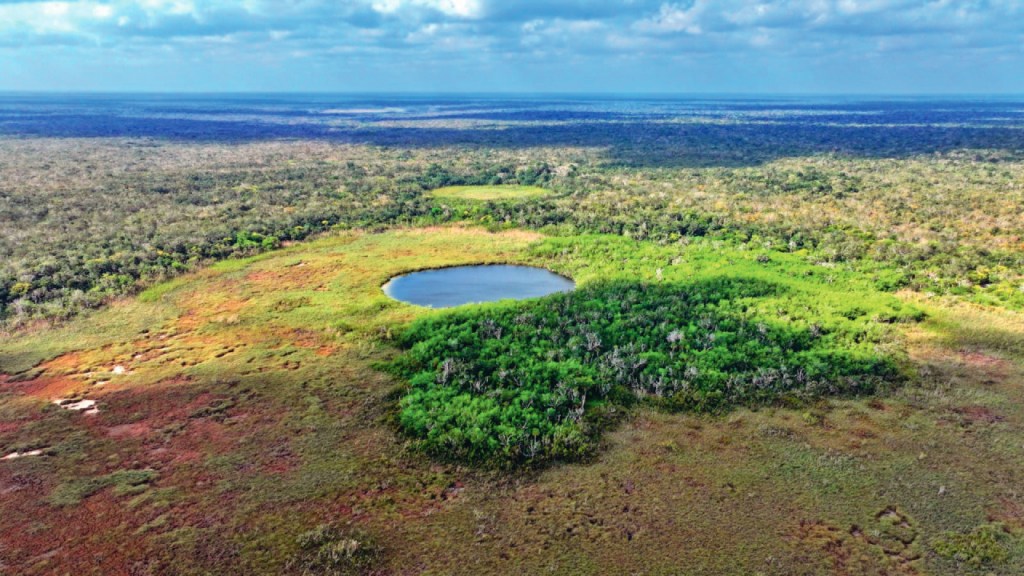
[383,265,575,308]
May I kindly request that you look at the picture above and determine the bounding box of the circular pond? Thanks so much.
[383,264,575,308]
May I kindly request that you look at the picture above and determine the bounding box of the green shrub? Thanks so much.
[49,469,157,506]
[395,277,909,467]
[932,523,1013,566]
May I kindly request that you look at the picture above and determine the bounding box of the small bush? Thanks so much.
[49,469,157,506]
[932,523,1013,566]
[286,524,381,576]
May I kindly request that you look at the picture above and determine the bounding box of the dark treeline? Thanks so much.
[5,94,1024,168]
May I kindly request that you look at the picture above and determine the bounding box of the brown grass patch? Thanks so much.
[398,224,545,242]
[952,404,1005,425]
[178,297,250,331]
[245,264,334,292]
[106,423,152,439]
[990,498,1024,530]
[9,375,83,401]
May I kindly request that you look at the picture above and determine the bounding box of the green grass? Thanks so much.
[426,185,551,201]
[48,469,158,507]
[0,299,177,375]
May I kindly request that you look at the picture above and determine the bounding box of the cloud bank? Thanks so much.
[1,1,1022,92]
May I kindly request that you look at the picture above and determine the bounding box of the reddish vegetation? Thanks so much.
[1,351,95,401]
[991,498,1024,531]
[178,297,251,331]
[105,423,152,438]
[0,371,287,574]
[794,520,859,576]
[245,265,332,291]
[6,490,154,574]
[952,405,1005,425]
[793,515,922,576]
[284,327,331,351]
[7,375,83,401]
[959,349,1012,379]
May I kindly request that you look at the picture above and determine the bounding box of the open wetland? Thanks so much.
[3,224,1024,575]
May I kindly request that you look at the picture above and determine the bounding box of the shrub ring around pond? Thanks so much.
[382,264,575,308]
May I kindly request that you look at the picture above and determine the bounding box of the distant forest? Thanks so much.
[2,97,1023,329]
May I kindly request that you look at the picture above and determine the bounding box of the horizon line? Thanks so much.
[1,90,1023,99]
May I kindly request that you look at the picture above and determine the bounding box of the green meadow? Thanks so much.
[426,185,552,201]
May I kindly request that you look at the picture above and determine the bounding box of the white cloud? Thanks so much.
[137,0,197,16]
[372,0,482,18]
[634,2,706,35]
[92,4,114,19]
[0,2,87,35]
[0,0,1020,75]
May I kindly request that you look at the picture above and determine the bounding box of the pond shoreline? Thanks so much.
[383,263,575,308]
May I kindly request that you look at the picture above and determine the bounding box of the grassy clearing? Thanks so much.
[426,185,551,201]
[1,226,1023,575]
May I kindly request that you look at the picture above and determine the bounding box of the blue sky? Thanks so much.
[0,0,1022,93]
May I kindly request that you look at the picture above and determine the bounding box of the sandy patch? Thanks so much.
[1,449,44,460]
[54,398,99,415]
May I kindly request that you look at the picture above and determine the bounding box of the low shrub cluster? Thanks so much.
[286,524,381,576]
[395,277,917,467]
[932,523,1015,566]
